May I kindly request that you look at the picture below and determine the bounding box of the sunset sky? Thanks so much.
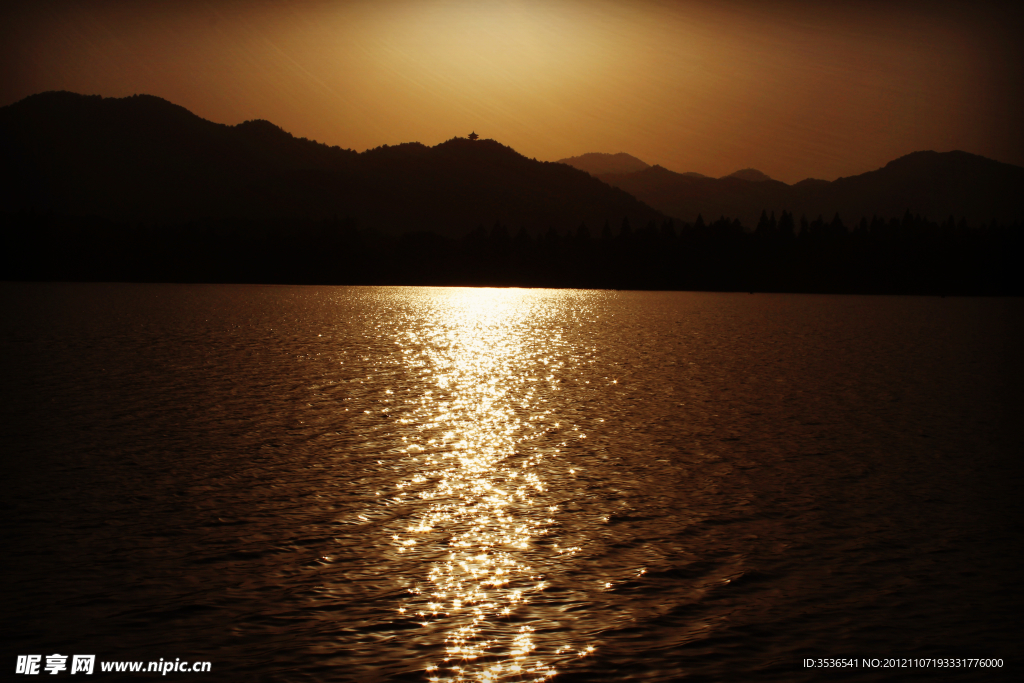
[2,0,1021,184]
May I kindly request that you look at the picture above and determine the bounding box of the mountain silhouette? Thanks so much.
[595,151,1024,228]
[597,165,791,229]
[0,91,663,235]
[723,168,772,182]
[556,152,650,176]
[3,91,1021,296]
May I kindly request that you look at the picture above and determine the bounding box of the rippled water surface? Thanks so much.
[2,284,1022,681]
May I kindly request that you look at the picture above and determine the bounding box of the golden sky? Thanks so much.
[2,0,1021,183]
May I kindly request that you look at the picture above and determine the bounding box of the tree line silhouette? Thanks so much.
[2,209,1021,295]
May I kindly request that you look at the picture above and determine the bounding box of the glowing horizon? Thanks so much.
[2,0,1021,183]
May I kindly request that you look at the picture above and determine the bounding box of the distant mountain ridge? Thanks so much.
[592,151,1024,227]
[556,152,650,176]
[4,92,1022,237]
[558,154,772,183]
[3,95,1020,294]
[0,91,663,235]
[724,168,772,182]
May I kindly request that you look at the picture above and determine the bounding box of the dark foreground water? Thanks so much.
[2,284,1022,682]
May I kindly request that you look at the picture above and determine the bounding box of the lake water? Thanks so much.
[2,284,1021,682]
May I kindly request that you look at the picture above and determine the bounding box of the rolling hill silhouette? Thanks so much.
[591,151,1024,228]
[724,168,772,182]
[2,91,1021,294]
[0,91,662,235]
[6,91,1020,239]
[556,152,650,176]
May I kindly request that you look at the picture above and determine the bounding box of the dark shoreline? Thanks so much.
[3,211,1022,296]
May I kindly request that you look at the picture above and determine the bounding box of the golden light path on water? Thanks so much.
[387,289,594,682]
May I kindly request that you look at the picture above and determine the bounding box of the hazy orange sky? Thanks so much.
[2,0,1021,183]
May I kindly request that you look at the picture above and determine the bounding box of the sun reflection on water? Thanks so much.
[386,289,589,682]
